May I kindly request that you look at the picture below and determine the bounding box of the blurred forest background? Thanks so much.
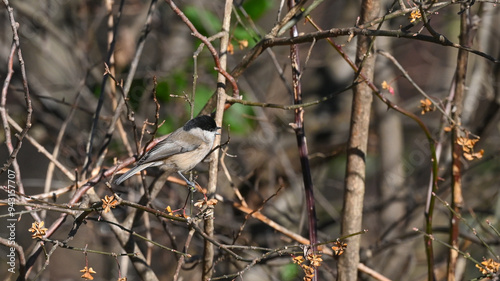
[0,0,499,280]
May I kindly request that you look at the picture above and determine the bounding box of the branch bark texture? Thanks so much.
[447,3,469,280]
[203,0,232,279]
[338,0,380,280]
[287,1,319,280]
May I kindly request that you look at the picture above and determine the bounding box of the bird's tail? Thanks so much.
[114,162,158,185]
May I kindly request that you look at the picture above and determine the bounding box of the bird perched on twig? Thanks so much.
[114,115,220,189]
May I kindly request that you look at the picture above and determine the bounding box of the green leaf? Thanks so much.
[222,103,255,135]
[155,80,170,102]
[157,116,177,136]
[172,71,188,91]
[242,0,274,20]
[156,70,190,102]
[191,85,214,116]
[280,263,301,281]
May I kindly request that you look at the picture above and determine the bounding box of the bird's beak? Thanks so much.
[216,127,222,135]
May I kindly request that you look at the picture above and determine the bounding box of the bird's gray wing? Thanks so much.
[114,131,201,185]
[137,131,200,165]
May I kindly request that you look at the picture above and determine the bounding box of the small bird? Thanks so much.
[114,115,220,188]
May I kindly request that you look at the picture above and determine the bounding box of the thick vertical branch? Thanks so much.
[288,0,318,279]
[203,0,232,280]
[338,0,379,280]
[447,3,469,281]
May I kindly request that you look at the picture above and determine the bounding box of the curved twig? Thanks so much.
[1,0,33,174]
[164,0,240,98]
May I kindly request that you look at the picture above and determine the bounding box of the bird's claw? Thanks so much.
[186,180,197,192]
[178,171,197,193]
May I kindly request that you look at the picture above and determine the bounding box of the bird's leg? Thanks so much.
[177,171,197,192]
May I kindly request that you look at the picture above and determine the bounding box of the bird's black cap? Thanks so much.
[183,115,219,132]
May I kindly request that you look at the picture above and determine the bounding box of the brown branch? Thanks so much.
[164,0,239,99]
[232,3,293,95]
[225,193,393,281]
[173,228,195,281]
[204,0,232,278]
[81,0,125,175]
[7,116,75,180]
[231,27,498,80]
[287,1,318,281]
[447,2,470,280]
[230,0,453,79]
[377,50,455,125]
[113,0,159,161]
[0,237,26,278]
[22,162,176,280]
[1,0,33,174]
[226,196,311,246]
[338,0,379,279]
[226,82,356,109]
[272,0,309,36]
[232,185,283,244]
[42,85,82,220]
[1,2,41,240]
[188,220,252,262]
[304,16,442,280]
[0,44,15,171]
[89,192,160,281]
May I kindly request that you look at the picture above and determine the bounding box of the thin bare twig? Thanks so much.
[226,82,356,109]
[377,50,455,125]
[0,237,26,277]
[42,84,83,220]
[164,0,239,99]
[233,3,293,95]
[7,116,75,181]
[287,1,318,280]
[232,185,283,244]
[1,0,33,174]
[82,0,125,175]
[1,1,40,236]
[173,228,195,281]
[113,0,159,161]
[0,44,16,171]
[231,26,498,80]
